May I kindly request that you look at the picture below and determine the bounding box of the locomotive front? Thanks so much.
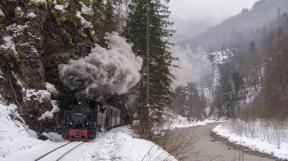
[60,98,123,142]
[61,103,96,142]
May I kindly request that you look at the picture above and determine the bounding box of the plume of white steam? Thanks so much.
[171,45,212,88]
[59,32,143,100]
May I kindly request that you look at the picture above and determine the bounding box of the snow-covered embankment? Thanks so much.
[212,120,288,160]
[0,103,41,159]
[78,126,177,161]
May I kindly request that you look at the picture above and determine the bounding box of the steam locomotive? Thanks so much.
[60,100,121,142]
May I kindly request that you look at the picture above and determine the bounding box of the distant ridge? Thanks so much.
[182,0,288,51]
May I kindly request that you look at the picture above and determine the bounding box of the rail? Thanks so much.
[34,142,84,161]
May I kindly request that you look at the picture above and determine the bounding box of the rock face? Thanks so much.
[0,55,23,105]
[0,0,110,136]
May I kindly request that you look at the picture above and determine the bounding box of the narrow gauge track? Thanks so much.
[34,142,84,161]
[55,142,84,161]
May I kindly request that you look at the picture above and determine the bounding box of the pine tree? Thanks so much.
[123,0,174,135]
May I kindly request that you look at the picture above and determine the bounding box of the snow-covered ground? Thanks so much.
[213,119,288,160]
[0,102,176,161]
[77,126,177,161]
[166,115,224,130]
[0,103,41,160]
[163,109,224,130]
[5,126,177,161]
[168,116,223,130]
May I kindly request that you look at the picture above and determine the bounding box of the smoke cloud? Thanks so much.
[59,32,143,100]
[171,45,212,88]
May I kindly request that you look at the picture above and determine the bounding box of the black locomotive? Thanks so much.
[60,100,121,141]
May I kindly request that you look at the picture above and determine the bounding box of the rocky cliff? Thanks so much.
[0,0,113,136]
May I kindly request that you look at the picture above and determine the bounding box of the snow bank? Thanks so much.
[78,126,177,161]
[45,82,58,94]
[54,4,65,12]
[173,118,222,130]
[165,114,224,130]
[0,36,16,52]
[0,103,41,160]
[26,12,37,19]
[213,120,288,160]
[41,132,64,142]
[76,11,92,28]
[25,89,51,103]
[162,109,224,130]
[38,100,60,120]
[80,2,94,15]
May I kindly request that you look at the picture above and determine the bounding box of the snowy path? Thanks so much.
[166,123,276,161]
[3,126,176,161]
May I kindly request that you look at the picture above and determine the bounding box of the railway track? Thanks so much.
[34,142,85,161]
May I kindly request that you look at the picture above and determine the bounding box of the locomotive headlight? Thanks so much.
[70,122,73,125]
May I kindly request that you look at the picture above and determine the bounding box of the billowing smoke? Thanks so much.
[171,45,213,88]
[59,32,143,100]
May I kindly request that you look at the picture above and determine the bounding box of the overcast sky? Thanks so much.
[169,0,258,21]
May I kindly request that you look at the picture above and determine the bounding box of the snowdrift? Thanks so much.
[213,120,288,160]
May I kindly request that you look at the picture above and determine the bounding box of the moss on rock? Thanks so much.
[29,0,48,10]
[14,7,24,18]
[80,0,92,7]
[63,29,73,45]
[78,30,87,38]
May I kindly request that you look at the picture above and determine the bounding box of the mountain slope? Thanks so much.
[182,0,288,51]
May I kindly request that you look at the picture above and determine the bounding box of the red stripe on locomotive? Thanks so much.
[68,129,88,142]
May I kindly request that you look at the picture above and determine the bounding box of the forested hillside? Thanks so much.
[173,0,288,121]
[170,0,288,159]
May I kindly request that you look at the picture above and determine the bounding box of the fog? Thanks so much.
[170,0,258,21]
[171,46,212,89]
[170,0,260,89]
